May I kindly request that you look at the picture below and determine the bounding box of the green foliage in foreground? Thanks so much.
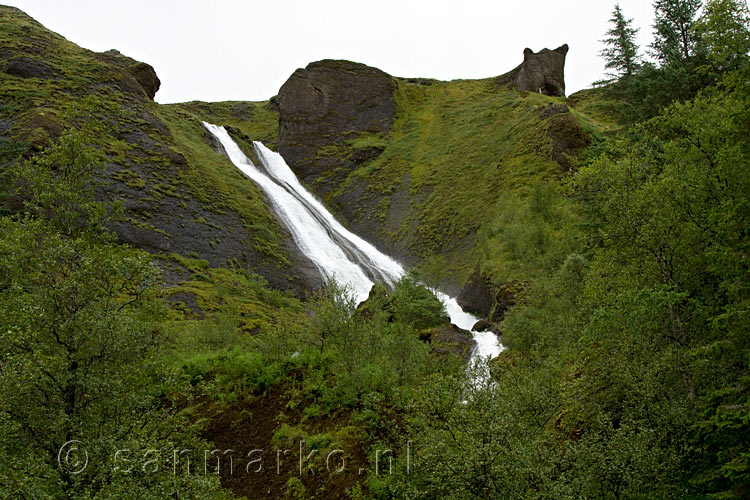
[0,113,231,499]
[377,77,749,500]
[181,276,450,410]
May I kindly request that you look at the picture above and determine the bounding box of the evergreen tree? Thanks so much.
[696,0,750,74]
[651,0,703,65]
[600,3,641,80]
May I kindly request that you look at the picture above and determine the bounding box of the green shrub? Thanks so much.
[388,275,449,330]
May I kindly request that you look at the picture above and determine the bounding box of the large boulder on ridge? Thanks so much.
[276,59,396,189]
[497,44,569,97]
[95,49,161,100]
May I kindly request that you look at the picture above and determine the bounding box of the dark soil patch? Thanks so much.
[202,391,371,499]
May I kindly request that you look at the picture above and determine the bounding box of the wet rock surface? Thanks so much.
[472,319,501,335]
[424,323,477,361]
[457,267,495,317]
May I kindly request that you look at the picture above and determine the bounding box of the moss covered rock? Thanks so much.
[95,49,161,100]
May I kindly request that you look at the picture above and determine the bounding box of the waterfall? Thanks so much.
[202,122,502,362]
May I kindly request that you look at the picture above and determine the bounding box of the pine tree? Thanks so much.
[696,0,750,73]
[600,3,641,80]
[651,0,703,65]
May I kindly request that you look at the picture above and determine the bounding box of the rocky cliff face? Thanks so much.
[497,44,569,96]
[0,6,319,295]
[277,59,396,192]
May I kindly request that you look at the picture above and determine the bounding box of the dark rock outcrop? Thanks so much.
[423,323,476,361]
[277,59,396,189]
[458,269,524,328]
[95,49,161,99]
[539,103,570,120]
[330,171,426,267]
[497,44,569,97]
[5,56,59,79]
[491,281,523,323]
[127,61,160,100]
[472,319,500,335]
[109,220,172,252]
[540,104,591,171]
[457,267,495,317]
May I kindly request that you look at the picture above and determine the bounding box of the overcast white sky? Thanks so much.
[6,0,656,103]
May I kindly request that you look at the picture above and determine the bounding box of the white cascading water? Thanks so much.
[203,122,502,362]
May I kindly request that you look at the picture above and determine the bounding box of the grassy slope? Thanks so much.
[167,100,279,149]
[322,78,610,284]
[0,5,302,287]
[151,103,287,262]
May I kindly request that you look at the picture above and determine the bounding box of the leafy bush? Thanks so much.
[388,275,449,330]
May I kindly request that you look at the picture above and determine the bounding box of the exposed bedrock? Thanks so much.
[276,59,396,190]
[497,44,569,97]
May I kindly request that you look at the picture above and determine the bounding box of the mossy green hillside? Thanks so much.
[567,87,622,133]
[158,252,305,346]
[168,99,279,151]
[327,77,604,283]
[151,104,287,263]
[0,7,129,93]
[0,5,310,293]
